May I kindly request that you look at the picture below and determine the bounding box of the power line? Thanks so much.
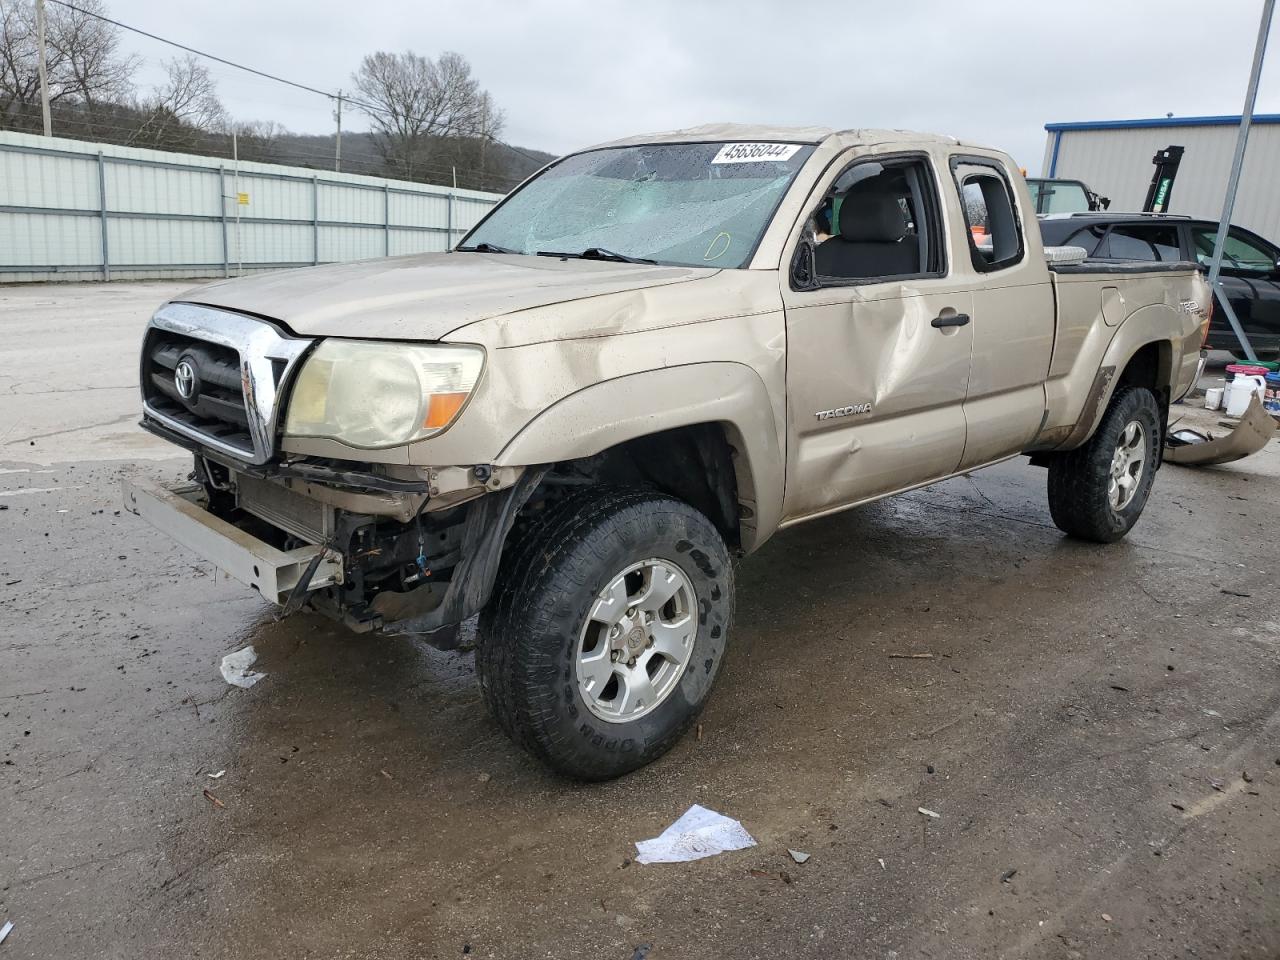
[44,0,551,175]
[45,0,337,101]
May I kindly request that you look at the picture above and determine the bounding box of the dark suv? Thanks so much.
[1038,213,1280,359]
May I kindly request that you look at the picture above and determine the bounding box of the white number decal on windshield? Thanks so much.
[712,143,802,164]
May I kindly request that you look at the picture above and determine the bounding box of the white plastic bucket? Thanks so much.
[1225,374,1266,417]
[1204,386,1224,410]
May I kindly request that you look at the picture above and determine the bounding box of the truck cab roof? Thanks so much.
[589,123,970,152]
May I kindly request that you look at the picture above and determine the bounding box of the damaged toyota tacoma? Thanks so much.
[126,124,1210,779]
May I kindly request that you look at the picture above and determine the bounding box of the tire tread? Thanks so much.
[1047,385,1160,543]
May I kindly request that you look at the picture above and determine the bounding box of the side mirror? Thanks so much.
[790,241,817,290]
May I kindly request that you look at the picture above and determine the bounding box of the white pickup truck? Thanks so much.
[127,124,1210,779]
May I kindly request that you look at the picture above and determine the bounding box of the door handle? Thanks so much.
[931,312,971,329]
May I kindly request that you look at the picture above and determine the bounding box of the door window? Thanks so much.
[952,160,1023,272]
[1190,227,1277,275]
[804,157,944,283]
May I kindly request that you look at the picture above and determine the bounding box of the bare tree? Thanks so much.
[0,2,41,124]
[131,54,226,148]
[232,119,288,163]
[351,49,503,179]
[0,0,138,130]
[50,0,137,105]
[156,55,225,129]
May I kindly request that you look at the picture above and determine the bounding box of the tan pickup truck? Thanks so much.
[126,124,1210,779]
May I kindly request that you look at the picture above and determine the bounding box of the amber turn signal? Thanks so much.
[424,392,470,429]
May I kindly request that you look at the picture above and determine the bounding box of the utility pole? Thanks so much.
[1203,0,1274,362]
[35,0,52,137]
[334,90,343,172]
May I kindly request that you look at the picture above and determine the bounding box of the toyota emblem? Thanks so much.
[174,359,197,400]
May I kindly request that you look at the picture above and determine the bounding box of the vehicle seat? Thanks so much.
[816,191,918,279]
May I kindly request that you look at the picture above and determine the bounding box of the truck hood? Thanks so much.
[176,252,716,341]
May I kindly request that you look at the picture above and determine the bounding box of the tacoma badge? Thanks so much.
[815,403,872,421]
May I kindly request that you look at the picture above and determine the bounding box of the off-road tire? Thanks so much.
[476,488,734,780]
[1047,385,1161,543]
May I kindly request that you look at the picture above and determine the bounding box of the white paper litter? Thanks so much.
[207,770,226,779]
[220,646,266,688]
[788,849,810,864]
[918,807,940,819]
[0,920,13,945]
[634,804,756,865]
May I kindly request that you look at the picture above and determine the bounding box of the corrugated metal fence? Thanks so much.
[0,131,504,283]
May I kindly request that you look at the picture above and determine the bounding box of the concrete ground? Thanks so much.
[2,281,1278,960]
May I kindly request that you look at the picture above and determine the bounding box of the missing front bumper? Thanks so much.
[122,477,343,605]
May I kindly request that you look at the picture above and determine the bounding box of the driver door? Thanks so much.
[780,151,973,523]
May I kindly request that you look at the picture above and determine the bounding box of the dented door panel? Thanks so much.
[781,283,973,521]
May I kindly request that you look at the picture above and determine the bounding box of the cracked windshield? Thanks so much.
[461,141,816,267]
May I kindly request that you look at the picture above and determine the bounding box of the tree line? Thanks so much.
[0,0,549,191]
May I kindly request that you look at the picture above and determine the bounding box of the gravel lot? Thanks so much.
[2,281,1278,960]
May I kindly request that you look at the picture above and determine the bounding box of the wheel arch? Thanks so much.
[1058,311,1183,451]
[493,362,784,552]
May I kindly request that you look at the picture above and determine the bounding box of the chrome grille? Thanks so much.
[140,303,312,464]
[143,330,254,456]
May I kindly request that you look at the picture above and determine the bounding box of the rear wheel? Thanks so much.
[477,488,734,780]
[1047,386,1161,543]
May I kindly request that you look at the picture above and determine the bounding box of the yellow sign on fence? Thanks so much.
[237,192,250,205]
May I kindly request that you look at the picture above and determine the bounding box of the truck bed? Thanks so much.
[1036,259,1207,450]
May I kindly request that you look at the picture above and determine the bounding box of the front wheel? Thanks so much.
[477,489,734,780]
[1047,385,1161,543]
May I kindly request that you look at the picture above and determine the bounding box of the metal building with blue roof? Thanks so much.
[1041,114,1280,239]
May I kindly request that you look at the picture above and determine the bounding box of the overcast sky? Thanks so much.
[111,0,1280,174]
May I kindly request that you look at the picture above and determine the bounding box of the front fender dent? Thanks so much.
[493,362,784,550]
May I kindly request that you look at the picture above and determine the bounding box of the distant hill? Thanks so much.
[2,95,555,194]
[271,131,555,193]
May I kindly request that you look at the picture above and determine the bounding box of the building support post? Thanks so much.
[97,152,110,280]
[446,192,454,251]
[219,166,230,278]
[312,176,320,266]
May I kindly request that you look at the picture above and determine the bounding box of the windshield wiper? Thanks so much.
[455,242,520,254]
[537,247,656,265]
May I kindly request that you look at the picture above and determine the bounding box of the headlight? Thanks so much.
[284,340,484,448]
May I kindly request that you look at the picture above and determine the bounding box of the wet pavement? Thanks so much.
[2,282,1279,959]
